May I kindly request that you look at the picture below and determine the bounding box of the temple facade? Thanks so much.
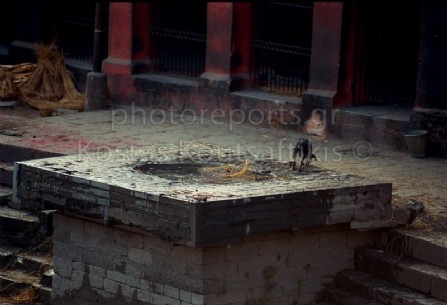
[4,2,447,156]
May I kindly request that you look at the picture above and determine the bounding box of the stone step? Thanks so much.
[0,161,13,187]
[35,283,51,304]
[0,184,12,205]
[356,247,447,301]
[0,205,41,247]
[0,143,61,164]
[0,245,19,268]
[35,210,56,254]
[0,269,50,304]
[40,269,53,287]
[0,247,52,304]
[316,301,341,305]
[0,205,39,225]
[335,270,447,305]
[331,107,410,151]
[0,245,52,279]
[11,250,53,275]
[388,229,447,269]
[327,288,384,305]
[0,268,40,295]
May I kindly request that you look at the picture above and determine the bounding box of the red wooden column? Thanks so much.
[230,2,253,89]
[200,2,253,89]
[103,3,153,75]
[336,3,357,106]
[303,2,344,115]
[200,2,233,85]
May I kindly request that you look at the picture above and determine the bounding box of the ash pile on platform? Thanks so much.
[133,158,316,184]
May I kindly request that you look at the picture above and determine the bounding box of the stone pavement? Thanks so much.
[0,103,446,224]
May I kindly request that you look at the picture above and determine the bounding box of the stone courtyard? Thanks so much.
[1,103,446,220]
[0,102,446,305]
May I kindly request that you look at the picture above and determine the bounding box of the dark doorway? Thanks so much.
[56,2,105,65]
[353,3,420,106]
[150,2,207,77]
[251,1,313,97]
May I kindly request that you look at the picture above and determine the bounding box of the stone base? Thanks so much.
[51,213,376,305]
[411,107,447,158]
[302,89,336,127]
[15,144,393,305]
[84,72,108,111]
[331,106,412,151]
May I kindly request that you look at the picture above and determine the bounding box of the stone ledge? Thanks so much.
[331,106,412,150]
[231,90,302,106]
[133,73,199,90]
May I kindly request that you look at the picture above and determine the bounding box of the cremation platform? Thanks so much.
[14,143,392,247]
[13,143,395,305]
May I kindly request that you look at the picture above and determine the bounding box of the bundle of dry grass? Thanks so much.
[0,63,36,100]
[0,68,15,100]
[221,160,252,178]
[204,160,254,179]
[0,287,38,304]
[19,44,85,116]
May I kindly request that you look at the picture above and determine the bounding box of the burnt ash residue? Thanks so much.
[133,159,320,184]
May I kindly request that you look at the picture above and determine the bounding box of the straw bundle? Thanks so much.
[18,44,85,116]
[204,160,253,178]
[0,63,36,100]
[0,68,15,100]
[220,160,252,178]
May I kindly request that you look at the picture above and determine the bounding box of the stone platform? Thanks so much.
[14,143,391,248]
[13,144,393,305]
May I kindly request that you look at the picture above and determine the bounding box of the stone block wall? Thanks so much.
[109,74,305,131]
[52,213,206,305]
[331,110,410,151]
[411,108,447,158]
[52,213,375,305]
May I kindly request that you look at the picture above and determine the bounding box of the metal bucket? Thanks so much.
[403,129,428,158]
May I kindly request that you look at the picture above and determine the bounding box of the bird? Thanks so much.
[291,138,317,172]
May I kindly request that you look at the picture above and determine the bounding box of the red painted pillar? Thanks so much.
[303,2,344,112]
[335,3,357,106]
[230,2,253,88]
[201,2,234,80]
[103,3,153,75]
[201,2,253,89]
[308,2,344,91]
